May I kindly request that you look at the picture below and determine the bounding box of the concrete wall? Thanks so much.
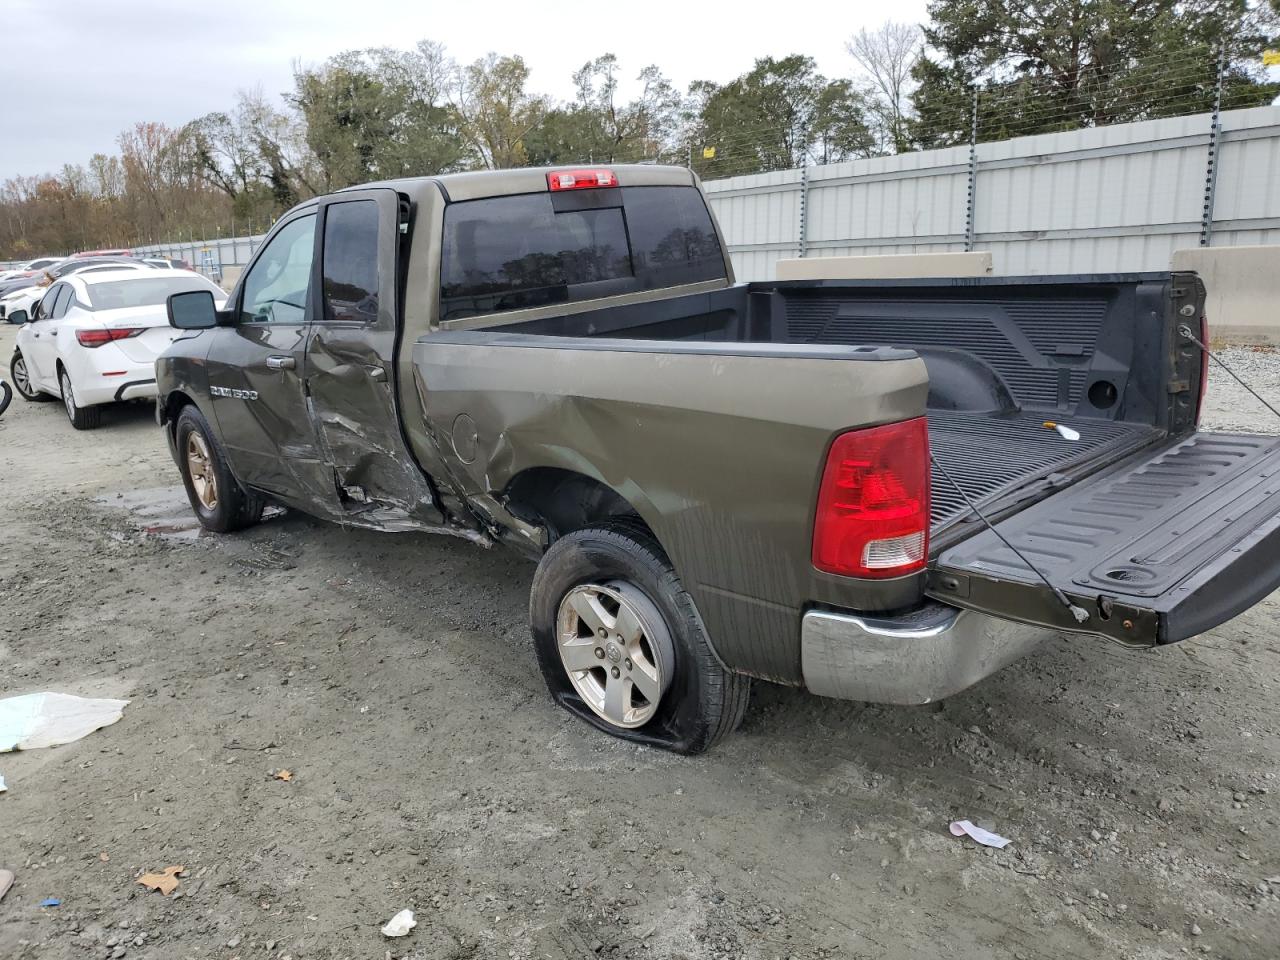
[775,251,992,280]
[1172,245,1280,344]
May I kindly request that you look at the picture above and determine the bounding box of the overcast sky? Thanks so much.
[0,0,930,182]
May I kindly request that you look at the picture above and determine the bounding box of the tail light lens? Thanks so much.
[76,328,144,348]
[547,169,617,191]
[812,417,930,578]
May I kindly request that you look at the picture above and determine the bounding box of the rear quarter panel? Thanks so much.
[414,334,929,682]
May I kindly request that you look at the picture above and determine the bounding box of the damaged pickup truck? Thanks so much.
[156,164,1280,753]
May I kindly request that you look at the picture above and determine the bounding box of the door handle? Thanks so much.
[265,355,295,371]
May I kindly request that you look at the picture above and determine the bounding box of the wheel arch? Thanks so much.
[502,466,659,548]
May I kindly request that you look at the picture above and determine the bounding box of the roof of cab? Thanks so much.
[339,163,696,204]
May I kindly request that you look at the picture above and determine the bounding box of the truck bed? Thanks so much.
[928,410,1157,532]
[493,273,1184,546]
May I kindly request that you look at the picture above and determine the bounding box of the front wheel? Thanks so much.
[10,351,50,402]
[529,522,749,754]
[174,404,264,532]
[60,369,101,430]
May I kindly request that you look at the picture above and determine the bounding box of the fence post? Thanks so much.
[1199,46,1226,247]
[797,166,809,258]
[964,85,979,252]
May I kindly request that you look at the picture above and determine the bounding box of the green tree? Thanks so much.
[294,45,466,190]
[451,54,549,169]
[912,0,1280,147]
[689,55,874,178]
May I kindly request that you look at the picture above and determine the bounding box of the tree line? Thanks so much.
[3,0,1277,259]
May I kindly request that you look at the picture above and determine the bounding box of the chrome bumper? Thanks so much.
[801,603,1056,704]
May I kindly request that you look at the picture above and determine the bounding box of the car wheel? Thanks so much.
[529,521,750,754]
[59,368,102,430]
[174,404,264,532]
[10,351,50,402]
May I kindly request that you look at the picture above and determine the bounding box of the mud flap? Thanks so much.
[930,432,1280,646]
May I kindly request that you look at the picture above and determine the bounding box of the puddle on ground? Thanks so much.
[95,486,284,543]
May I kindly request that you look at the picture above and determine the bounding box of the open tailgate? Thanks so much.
[929,432,1280,646]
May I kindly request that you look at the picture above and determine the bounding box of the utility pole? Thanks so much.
[964,84,979,252]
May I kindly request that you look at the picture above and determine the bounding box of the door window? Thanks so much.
[322,200,380,324]
[39,284,70,319]
[240,214,316,324]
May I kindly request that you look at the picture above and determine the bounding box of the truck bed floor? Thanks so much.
[928,410,1158,532]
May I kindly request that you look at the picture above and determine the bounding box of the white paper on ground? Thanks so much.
[0,772,6,792]
[949,819,1012,848]
[381,909,416,937]
[0,693,129,752]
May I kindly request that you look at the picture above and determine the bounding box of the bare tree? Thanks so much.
[846,21,922,154]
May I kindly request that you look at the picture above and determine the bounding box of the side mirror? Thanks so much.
[7,308,29,325]
[168,289,218,330]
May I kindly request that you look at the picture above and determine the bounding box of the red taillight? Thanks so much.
[76,328,144,347]
[547,168,617,191]
[1196,312,1209,423]
[812,417,930,579]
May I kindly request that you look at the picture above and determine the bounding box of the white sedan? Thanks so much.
[9,268,226,430]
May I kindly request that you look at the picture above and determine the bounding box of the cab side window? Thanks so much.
[240,214,317,324]
[321,200,380,324]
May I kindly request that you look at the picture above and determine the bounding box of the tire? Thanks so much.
[0,379,10,417]
[59,368,102,430]
[174,404,264,533]
[10,351,50,402]
[530,522,749,754]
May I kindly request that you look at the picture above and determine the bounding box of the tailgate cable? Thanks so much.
[1179,324,1280,422]
[930,453,1091,624]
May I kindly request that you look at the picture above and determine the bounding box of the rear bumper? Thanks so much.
[800,603,1055,704]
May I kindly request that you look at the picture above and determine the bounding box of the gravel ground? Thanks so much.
[1,324,1278,960]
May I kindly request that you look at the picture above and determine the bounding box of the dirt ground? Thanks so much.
[1,324,1278,960]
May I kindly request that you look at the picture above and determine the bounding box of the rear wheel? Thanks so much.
[530,522,749,754]
[0,379,11,417]
[60,368,101,430]
[175,404,264,532]
[9,351,49,402]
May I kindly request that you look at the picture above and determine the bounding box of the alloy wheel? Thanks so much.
[60,372,75,421]
[12,356,31,397]
[186,431,219,510]
[556,581,674,729]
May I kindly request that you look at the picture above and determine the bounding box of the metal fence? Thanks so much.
[704,103,1280,280]
[57,103,1280,287]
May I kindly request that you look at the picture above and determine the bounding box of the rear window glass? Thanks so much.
[322,199,380,323]
[85,276,217,310]
[440,185,725,322]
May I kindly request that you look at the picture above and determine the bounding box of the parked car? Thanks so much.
[155,165,1280,753]
[72,248,132,258]
[139,256,195,271]
[0,256,142,300]
[9,268,226,429]
[0,256,63,282]
[0,260,152,318]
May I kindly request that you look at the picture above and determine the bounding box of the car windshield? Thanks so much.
[85,276,217,310]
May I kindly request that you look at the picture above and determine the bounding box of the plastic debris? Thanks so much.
[0,693,129,752]
[0,772,6,793]
[949,819,1012,849]
[381,909,417,938]
[274,769,293,782]
[0,869,13,902]
[39,898,60,907]
[1042,421,1081,441]
[136,865,184,896]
